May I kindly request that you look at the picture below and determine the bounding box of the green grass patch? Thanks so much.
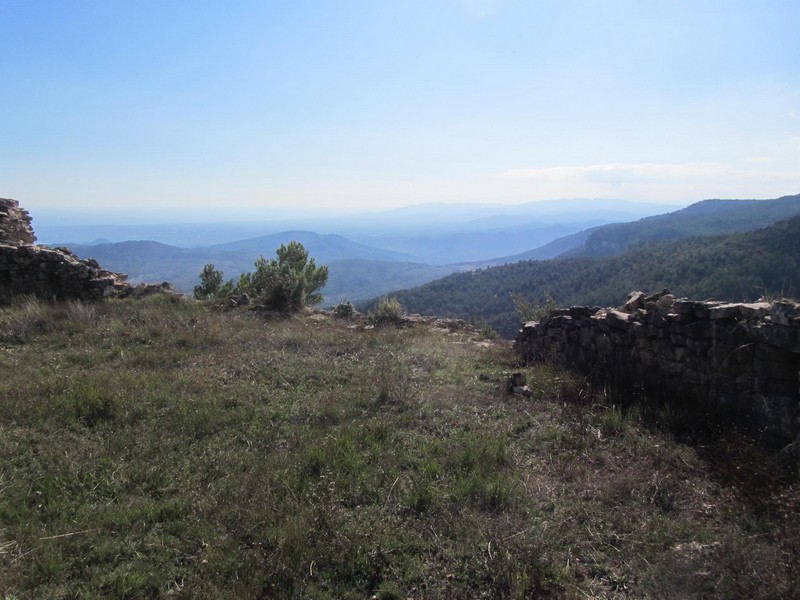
[0,298,797,598]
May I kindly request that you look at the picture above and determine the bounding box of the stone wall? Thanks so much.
[0,244,132,302]
[515,290,800,450]
[0,198,36,245]
[0,198,178,303]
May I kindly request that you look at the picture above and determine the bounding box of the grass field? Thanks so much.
[1,295,798,598]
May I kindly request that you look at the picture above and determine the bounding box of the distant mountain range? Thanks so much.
[60,194,800,311]
[58,198,678,303]
[37,198,677,247]
[208,231,417,262]
[346,222,602,265]
[67,232,419,298]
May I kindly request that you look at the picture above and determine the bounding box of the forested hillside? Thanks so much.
[323,259,461,306]
[563,193,800,258]
[363,214,800,338]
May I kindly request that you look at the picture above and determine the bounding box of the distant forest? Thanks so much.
[360,215,800,338]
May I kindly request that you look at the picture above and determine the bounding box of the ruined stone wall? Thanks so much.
[0,198,144,303]
[0,244,131,302]
[0,199,36,245]
[515,290,800,450]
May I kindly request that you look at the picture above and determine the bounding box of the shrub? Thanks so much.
[368,297,404,326]
[511,292,557,322]
[194,242,328,313]
[333,299,355,318]
[599,403,640,437]
[193,264,225,300]
[237,241,329,313]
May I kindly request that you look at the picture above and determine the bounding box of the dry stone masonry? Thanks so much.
[0,198,36,245]
[515,290,800,451]
[0,198,175,303]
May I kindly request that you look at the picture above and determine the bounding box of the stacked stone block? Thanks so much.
[0,198,36,245]
[515,290,800,450]
[0,198,135,302]
[0,244,131,302]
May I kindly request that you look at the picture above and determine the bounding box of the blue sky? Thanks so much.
[2,0,799,224]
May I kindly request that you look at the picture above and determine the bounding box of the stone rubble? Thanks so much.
[508,372,533,397]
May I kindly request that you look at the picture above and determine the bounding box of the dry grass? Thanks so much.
[0,296,797,598]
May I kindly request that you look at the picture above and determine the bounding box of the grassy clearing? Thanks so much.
[0,296,798,598]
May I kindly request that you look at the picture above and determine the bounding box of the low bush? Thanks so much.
[368,297,404,326]
[333,299,355,318]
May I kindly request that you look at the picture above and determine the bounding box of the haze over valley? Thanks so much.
[36,198,678,304]
[29,193,800,318]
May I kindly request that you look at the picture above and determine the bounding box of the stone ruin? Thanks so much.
[0,198,174,303]
[0,199,37,246]
[515,290,800,453]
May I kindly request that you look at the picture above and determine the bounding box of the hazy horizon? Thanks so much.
[3,1,799,222]
[28,196,690,228]
[29,197,687,247]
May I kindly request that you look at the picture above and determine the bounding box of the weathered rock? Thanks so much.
[509,372,527,389]
[621,290,646,312]
[605,309,633,328]
[512,386,533,398]
[122,282,178,299]
[709,302,771,321]
[655,293,675,310]
[771,301,800,327]
[225,292,253,309]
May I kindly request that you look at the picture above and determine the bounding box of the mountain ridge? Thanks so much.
[561,193,800,259]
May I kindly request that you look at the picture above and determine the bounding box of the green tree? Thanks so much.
[194,264,224,300]
[238,241,329,312]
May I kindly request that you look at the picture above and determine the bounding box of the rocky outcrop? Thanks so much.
[0,198,177,303]
[515,290,800,450]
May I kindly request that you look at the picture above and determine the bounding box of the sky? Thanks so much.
[2,0,799,225]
